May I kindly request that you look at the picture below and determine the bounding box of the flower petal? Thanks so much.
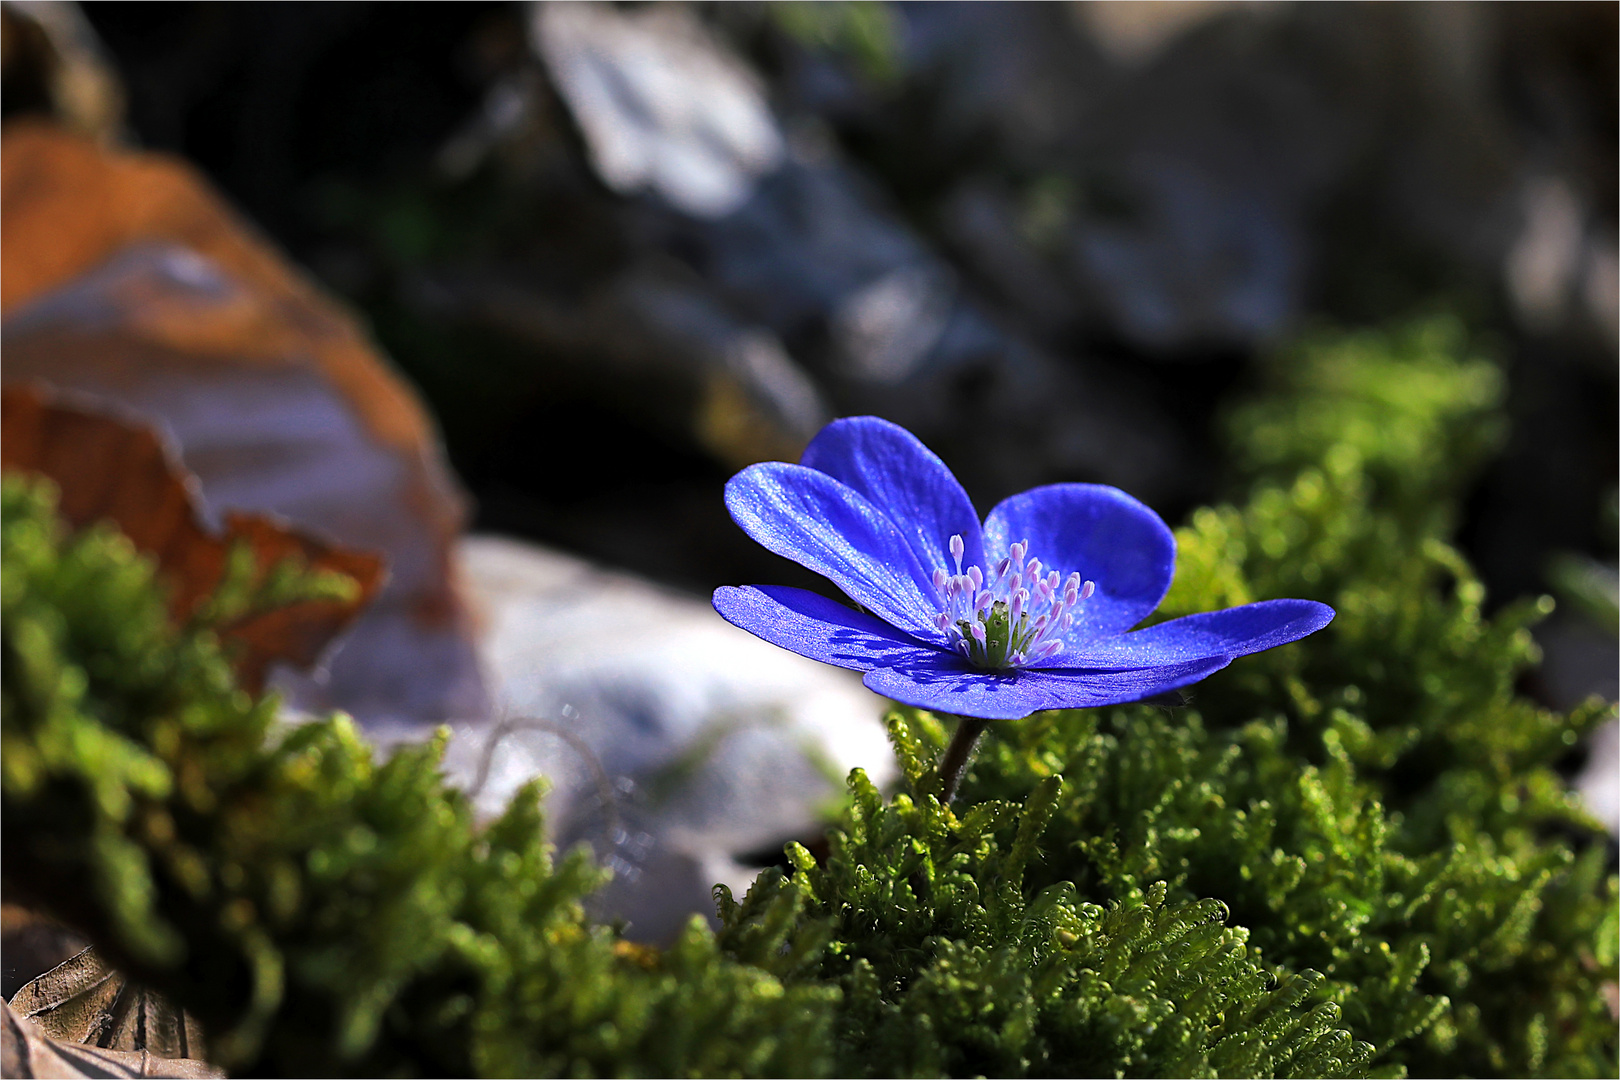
[801,416,986,575]
[725,462,946,642]
[862,652,1233,720]
[1052,599,1335,669]
[712,584,940,672]
[982,483,1175,641]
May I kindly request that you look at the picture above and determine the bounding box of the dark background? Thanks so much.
[11,2,1616,650]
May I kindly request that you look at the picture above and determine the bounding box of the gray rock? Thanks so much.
[531,1,784,219]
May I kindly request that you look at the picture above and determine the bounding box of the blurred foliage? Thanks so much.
[1222,317,1506,532]
[767,2,902,87]
[1546,553,1619,638]
[3,318,1615,1078]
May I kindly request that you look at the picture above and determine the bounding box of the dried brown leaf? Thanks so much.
[1,121,484,725]
[0,119,443,462]
[9,947,207,1063]
[1,384,384,693]
[3,998,220,1079]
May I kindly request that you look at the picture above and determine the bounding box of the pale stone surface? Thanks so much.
[1576,718,1619,836]
[439,534,895,941]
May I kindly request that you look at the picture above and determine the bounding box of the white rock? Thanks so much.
[440,534,895,940]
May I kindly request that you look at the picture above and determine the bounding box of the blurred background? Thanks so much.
[3,0,1615,935]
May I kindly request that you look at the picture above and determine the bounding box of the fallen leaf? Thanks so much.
[1,384,385,694]
[9,946,208,1062]
[2,904,91,1002]
[1,122,486,727]
[3,997,220,1079]
[0,119,444,470]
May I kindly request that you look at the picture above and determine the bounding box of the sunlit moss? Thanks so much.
[3,318,1614,1078]
[2,475,836,1077]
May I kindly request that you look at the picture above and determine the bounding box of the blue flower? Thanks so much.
[713,416,1334,721]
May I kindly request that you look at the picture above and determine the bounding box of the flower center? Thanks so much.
[931,534,1095,670]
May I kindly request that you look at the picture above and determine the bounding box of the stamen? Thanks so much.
[930,539,1099,672]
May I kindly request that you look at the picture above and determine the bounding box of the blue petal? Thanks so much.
[801,416,986,576]
[862,653,1233,720]
[713,584,940,672]
[725,462,947,642]
[1051,599,1335,669]
[983,483,1175,641]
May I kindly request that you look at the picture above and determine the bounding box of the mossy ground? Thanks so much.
[4,319,1615,1077]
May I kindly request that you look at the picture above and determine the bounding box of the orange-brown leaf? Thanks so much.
[1,384,384,694]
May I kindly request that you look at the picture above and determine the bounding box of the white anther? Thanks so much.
[1080,580,1096,600]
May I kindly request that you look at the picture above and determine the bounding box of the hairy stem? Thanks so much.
[937,716,989,804]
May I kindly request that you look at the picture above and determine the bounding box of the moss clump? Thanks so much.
[720,754,1374,1078]
[2,475,837,1076]
[3,317,1614,1078]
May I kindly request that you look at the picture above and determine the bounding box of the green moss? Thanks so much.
[722,317,1615,1078]
[719,751,1374,1077]
[2,476,836,1077]
[3,317,1614,1077]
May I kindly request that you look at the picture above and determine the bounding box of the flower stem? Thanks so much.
[937,716,989,804]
